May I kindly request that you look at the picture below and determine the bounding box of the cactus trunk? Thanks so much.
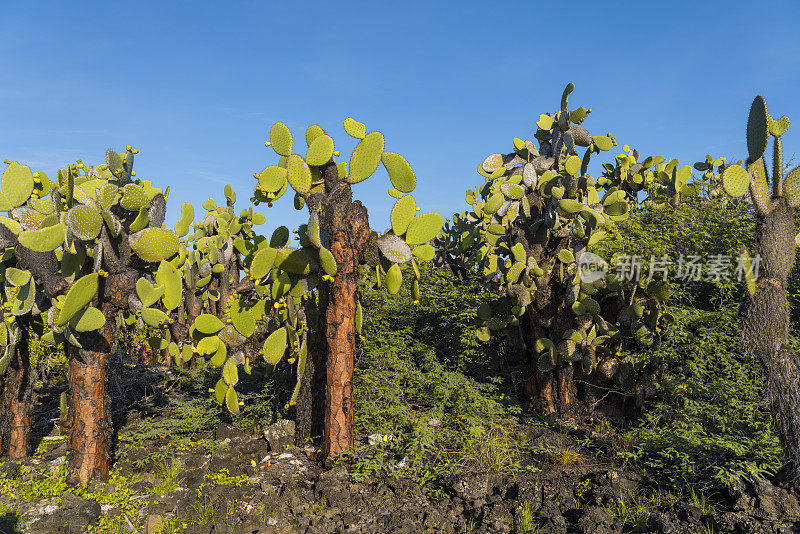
[66,269,135,484]
[295,285,327,448]
[742,199,800,484]
[0,319,32,459]
[66,342,112,484]
[297,181,371,462]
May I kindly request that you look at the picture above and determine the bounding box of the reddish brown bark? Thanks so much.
[322,194,371,461]
[66,342,112,484]
[0,321,32,459]
[67,270,136,484]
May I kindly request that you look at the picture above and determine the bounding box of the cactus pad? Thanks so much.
[66,205,103,240]
[130,228,180,262]
[593,135,613,151]
[722,164,750,198]
[749,157,772,214]
[258,166,288,193]
[18,222,65,252]
[405,213,444,246]
[58,273,99,327]
[262,327,288,365]
[390,195,416,236]
[481,154,504,174]
[120,183,149,211]
[306,134,335,166]
[770,115,791,137]
[386,263,402,295]
[269,122,293,156]
[2,162,35,208]
[784,165,800,208]
[747,96,769,162]
[174,202,195,237]
[381,152,417,193]
[343,117,366,139]
[412,243,435,262]
[250,247,277,279]
[348,132,385,184]
[319,246,337,276]
[194,313,225,334]
[136,278,166,308]
[140,307,169,327]
[377,234,412,263]
[286,155,312,194]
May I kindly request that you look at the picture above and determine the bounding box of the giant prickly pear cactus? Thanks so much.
[253,118,443,462]
[0,160,64,459]
[718,96,800,484]
[10,147,180,484]
[436,84,672,418]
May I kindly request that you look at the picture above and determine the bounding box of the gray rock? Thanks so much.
[0,462,21,479]
[29,492,101,533]
[263,420,295,452]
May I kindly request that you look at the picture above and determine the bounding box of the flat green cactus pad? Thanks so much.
[225,386,239,414]
[120,183,149,212]
[749,157,772,214]
[262,327,288,365]
[2,162,35,208]
[140,307,169,328]
[227,296,255,338]
[343,117,366,140]
[279,249,316,275]
[593,136,613,151]
[747,96,769,162]
[174,202,194,237]
[319,246,337,276]
[412,243,435,262]
[0,217,21,234]
[270,122,293,157]
[194,313,225,335]
[4,268,31,287]
[305,124,326,147]
[348,132,385,184]
[286,155,312,194]
[784,165,800,208]
[386,263,402,295]
[105,149,124,177]
[481,154,504,174]
[250,247,278,279]
[722,164,750,198]
[390,195,416,236]
[500,183,524,200]
[483,193,504,215]
[18,222,65,252]
[258,165,287,193]
[306,134,335,166]
[381,152,416,193]
[156,261,183,311]
[405,213,444,246]
[66,205,103,240]
[58,273,99,327]
[564,156,582,177]
[770,115,791,137]
[136,278,166,308]
[130,228,180,262]
[223,358,239,386]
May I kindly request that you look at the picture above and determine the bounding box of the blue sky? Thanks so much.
[2,1,799,237]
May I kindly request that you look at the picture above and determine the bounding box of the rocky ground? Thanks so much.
[2,417,800,534]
